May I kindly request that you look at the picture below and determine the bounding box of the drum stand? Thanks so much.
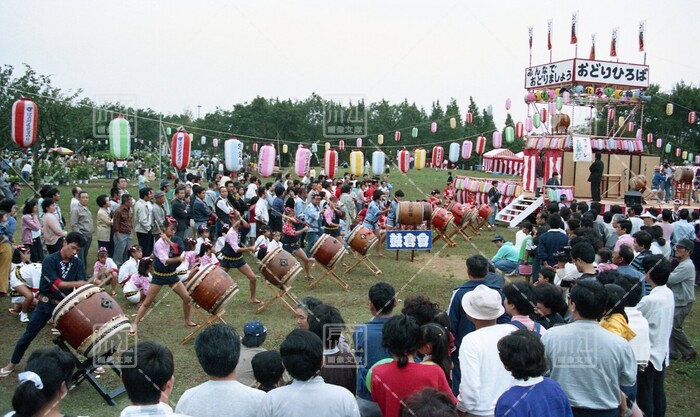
[432,227,456,247]
[449,221,473,242]
[345,250,382,276]
[181,306,228,344]
[256,281,299,314]
[309,264,350,292]
[53,337,125,406]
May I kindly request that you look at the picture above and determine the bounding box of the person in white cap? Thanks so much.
[456,284,516,417]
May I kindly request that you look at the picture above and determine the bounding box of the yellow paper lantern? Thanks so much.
[415,148,426,170]
[325,142,331,151]
[378,134,384,145]
[618,116,625,127]
[349,150,364,177]
[450,117,457,129]
[666,103,674,116]
[282,144,288,154]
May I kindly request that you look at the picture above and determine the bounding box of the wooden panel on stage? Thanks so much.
[562,152,575,186]
[574,159,592,199]
[607,154,630,194]
[639,155,661,181]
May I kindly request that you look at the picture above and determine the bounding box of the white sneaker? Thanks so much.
[19,312,29,323]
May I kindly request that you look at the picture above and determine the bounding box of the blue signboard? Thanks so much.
[386,230,433,251]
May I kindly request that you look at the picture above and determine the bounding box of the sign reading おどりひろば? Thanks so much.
[386,230,433,250]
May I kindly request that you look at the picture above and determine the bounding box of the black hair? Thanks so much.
[535,283,568,317]
[402,295,440,326]
[121,341,174,404]
[647,225,666,247]
[64,232,85,248]
[466,254,488,279]
[560,207,572,222]
[590,201,602,214]
[280,329,323,381]
[630,204,644,216]
[603,211,613,223]
[38,184,52,199]
[661,209,673,222]
[12,247,28,264]
[127,245,142,259]
[642,254,671,286]
[110,187,120,198]
[382,314,421,368]
[497,329,547,381]
[341,184,351,194]
[597,247,613,263]
[548,214,564,229]
[614,273,644,307]
[198,241,213,258]
[617,244,635,265]
[274,186,284,197]
[22,199,37,216]
[369,282,396,314]
[503,282,537,316]
[11,348,74,417]
[96,195,108,208]
[570,278,607,320]
[394,190,405,198]
[307,303,346,349]
[40,198,54,212]
[547,202,560,214]
[567,217,581,231]
[399,388,459,417]
[577,202,589,213]
[372,189,384,201]
[603,283,628,322]
[121,194,132,205]
[137,257,153,276]
[571,241,595,264]
[617,219,632,234]
[519,221,533,233]
[539,266,556,283]
[419,323,451,384]
[139,187,152,199]
[610,204,622,214]
[632,231,652,250]
[194,324,241,377]
[46,188,60,200]
[597,269,622,285]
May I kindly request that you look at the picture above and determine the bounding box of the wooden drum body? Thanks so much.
[478,204,493,220]
[310,234,345,269]
[674,167,695,184]
[186,265,239,315]
[446,201,468,225]
[431,208,454,231]
[421,202,433,223]
[259,248,302,289]
[51,284,131,358]
[347,225,378,256]
[629,175,647,191]
[396,202,425,226]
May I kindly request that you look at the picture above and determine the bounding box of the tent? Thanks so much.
[482,148,523,175]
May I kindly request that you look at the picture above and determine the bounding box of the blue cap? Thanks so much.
[243,320,267,336]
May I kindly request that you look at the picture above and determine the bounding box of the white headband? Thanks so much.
[18,371,43,390]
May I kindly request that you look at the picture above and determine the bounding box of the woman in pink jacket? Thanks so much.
[21,200,43,262]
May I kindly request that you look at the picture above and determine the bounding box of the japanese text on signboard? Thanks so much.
[525,60,575,89]
[386,230,433,250]
[574,59,649,88]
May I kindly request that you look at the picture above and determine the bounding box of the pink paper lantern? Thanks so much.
[515,121,524,138]
[356,137,362,148]
[628,122,634,132]
[476,136,486,155]
[466,112,473,125]
[526,116,533,132]
[258,144,276,178]
[492,131,502,149]
[461,140,473,159]
[505,98,512,110]
[431,122,437,133]
[676,148,681,157]
[213,138,218,148]
[563,91,570,104]
[432,146,444,168]
[398,149,410,174]
[295,146,311,177]
[11,98,38,149]
[608,108,615,121]
[338,140,345,151]
[394,131,401,142]
[636,129,642,140]
[690,111,697,125]
[646,133,653,144]
[656,138,662,148]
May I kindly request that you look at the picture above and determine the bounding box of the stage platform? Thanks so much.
[522,192,700,214]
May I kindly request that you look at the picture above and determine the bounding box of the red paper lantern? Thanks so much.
[324,149,338,178]
[466,112,473,125]
[515,121,524,139]
[171,130,191,170]
[627,122,634,132]
[690,111,697,125]
[394,131,401,142]
[432,146,444,168]
[608,108,615,121]
[338,140,345,151]
[252,143,258,153]
[647,133,653,144]
[475,136,486,155]
[398,149,410,174]
[11,98,39,149]
[540,108,548,124]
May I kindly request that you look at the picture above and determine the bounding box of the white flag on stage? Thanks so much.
[573,137,592,162]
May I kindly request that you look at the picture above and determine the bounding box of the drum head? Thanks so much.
[52,284,102,324]
[186,265,217,294]
[310,234,329,257]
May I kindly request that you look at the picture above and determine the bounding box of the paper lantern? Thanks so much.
[504,126,515,143]
[412,127,418,138]
[604,87,614,97]
[476,136,486,155]
[450,117,457,129]
[541,90,549,101]
[431,122,437,133]
[378,134,384,145]
[201,136,206,145]
[548,102,555,119]
[322,142,328,151]
[628,122,634,132]
[505,98,511,110]
[657,138,663,148]
[689,153,695,162]
[635,129,642,140]
[356,138,362,148]
[372,150,385,176]
[108,116,130,159]
[224,138,243,172]
[252,143,258,153]
[258,144,276,178]
[666,103,674,116]
[556,96,563,111]
[533,113,541,128]
[415,148,426,170]
[350,150,364,176]
[311,143,318,153]
[213,138,218,148]
[282,144,288,154]
[696,155,700,164]
[618,116,625,128]
[338,140,345,151]
[166,127,172,135]
[171,130,191,171]
[294,146,311,177]
[398,149,410,174]
[431,146,444,168]
[540,108,547,124]
[515,122,524,139]
[448,142,460,163]
[526,116,533,132]
[676,148,681,157]
[461,141,473,159]
[535,91,543,101]
[607,108,615,121]
[487,105,493,116]
[682,150,687,160]
[563,91,570,104]
[526,92,535,103]
[665,144,672,153]
[689,111,697,124]
[647,133,653,144]
[466,112,473,124]
[394,131,401,142]
[11,98,38,149]
[324,148,338,178]
[492,131,502,149]
[548,89,556,100]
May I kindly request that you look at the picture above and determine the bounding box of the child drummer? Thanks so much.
[386,190,405,231]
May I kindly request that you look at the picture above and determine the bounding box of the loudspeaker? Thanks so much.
[624,191,643,206]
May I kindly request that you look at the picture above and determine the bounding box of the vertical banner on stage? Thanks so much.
[570,12,578,44]
[573,137,592,162]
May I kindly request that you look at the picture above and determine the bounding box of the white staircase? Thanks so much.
[495,195,544,228]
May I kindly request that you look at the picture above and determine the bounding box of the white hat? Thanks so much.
[461,285,505,320]
[639,211,655,219]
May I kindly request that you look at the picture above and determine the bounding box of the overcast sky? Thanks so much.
[2,0,698,132]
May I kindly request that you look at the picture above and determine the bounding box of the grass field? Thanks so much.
[0,167,698,416]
